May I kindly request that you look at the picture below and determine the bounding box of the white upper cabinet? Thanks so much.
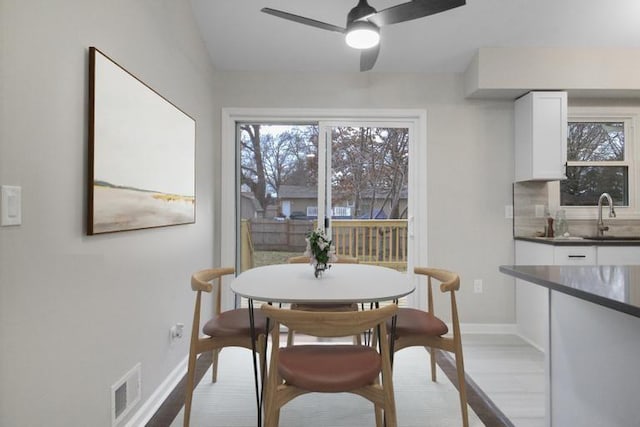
[515,91,568,181]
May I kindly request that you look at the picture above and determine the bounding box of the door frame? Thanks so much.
[221,108,428,310]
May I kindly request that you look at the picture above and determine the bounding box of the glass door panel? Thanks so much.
[236,121,413,308]
[238,123,319,273]
[324,125,409,271]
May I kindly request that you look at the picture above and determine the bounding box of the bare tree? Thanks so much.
[331,127,408,219]
[240,124,269,214]
[240,124,319,215]
[562,122,626,205]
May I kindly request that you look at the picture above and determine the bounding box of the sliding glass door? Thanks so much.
[236,122,409,271]
[221,109,427,310]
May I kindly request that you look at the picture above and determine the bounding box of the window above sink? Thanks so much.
[548,106,640,220]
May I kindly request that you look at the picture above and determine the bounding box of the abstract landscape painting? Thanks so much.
[88,47,195,234]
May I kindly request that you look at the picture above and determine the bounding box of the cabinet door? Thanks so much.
[553,246,596,265]
[515,91,567,181]
[597,246,640,265]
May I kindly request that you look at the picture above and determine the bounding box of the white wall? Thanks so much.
[465,47,640,98]
[214,71,517,324]
[0,1,217,425]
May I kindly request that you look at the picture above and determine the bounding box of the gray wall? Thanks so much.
[0,1,217,425]
[1,1,517,425]
[214,71,517,324]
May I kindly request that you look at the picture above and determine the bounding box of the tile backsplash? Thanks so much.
[513,181,549,237]
[513,181,640,238]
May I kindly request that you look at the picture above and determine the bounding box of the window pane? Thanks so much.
[567,122,624,161]
[560,166,628,206]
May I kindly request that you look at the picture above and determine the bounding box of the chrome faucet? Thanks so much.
[597,192,616,237]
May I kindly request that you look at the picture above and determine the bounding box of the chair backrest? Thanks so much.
[287,255,359,264]
[261,303,396,338]
[414,266,461,332]
[191,267,235,315]
[414,267,459,293]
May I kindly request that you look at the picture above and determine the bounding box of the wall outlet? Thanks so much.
[535,204,546,218]
[473,279,483,293]
[170,323,184,340]
[1,185,22,226]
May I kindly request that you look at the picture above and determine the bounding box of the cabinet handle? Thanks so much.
[568,255,586,259]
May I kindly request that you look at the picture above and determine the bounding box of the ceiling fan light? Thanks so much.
[345,21,379,49]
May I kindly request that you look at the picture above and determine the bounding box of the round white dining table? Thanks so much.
[232,262,414,427]
[231,262,415,304]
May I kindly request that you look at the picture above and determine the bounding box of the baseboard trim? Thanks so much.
[459,323,518,335]
[514,332,545,353]
[124,355,188,427]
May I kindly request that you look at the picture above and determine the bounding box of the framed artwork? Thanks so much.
[88,47,195,235]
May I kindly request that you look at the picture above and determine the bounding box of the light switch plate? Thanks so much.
[505,205,513,219]
[1,185,22,226]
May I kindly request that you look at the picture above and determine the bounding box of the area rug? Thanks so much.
[171,346,484,426]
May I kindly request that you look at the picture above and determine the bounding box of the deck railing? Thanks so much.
[331,219,408,271]
[240,218,409,271]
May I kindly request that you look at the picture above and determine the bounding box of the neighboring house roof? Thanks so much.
[241,192,264,212]
[360,187,408,200]
[278,185,317,199]
[278,185,408,201]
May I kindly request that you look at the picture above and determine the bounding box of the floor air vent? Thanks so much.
[111,363,141,426]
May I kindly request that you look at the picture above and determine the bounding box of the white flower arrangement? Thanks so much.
[304,228,338,277]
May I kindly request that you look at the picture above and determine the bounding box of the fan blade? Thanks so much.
[360,44,380,72]
[369,0,465,27]
[261,8,346,33]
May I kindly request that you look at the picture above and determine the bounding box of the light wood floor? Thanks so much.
[461,334,545,427]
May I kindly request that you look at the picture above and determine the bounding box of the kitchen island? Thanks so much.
[500,265,640,427]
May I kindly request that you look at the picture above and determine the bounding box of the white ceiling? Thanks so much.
[189,0,640,74]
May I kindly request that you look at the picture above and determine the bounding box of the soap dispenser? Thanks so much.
[554,209,568,236]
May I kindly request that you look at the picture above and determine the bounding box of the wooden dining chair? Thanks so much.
[286,255,360,346]
[387,267,469,427]
[184,267,270,427]
[261,303,398,427]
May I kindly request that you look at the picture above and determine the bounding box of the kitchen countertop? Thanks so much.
[499,264,640,318]
[515,236,640,246]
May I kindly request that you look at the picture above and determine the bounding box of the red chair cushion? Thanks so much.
[278,345,381,392]
[202,308,270,338]
[388,307,449,338]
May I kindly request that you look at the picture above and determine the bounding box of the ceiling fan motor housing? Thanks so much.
[347,0,377,24]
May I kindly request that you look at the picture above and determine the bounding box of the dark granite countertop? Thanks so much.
[515,236,640,246]
[500,265,640,318]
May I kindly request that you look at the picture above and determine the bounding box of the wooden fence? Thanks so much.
[247,218,315,251]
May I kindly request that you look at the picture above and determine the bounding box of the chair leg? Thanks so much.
[429,346,437,382]
[383,378,398,427]
[258,334,267,383]
[263,381,274,427]
[374,403,383,427]
[263,382,279,427]
[183,348,198,427]
[353,333,362,345]
[286,328,294,347]
[454,348,470,427]
[211,348,220,383]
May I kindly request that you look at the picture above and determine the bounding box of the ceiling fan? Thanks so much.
[261,0,466,72]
